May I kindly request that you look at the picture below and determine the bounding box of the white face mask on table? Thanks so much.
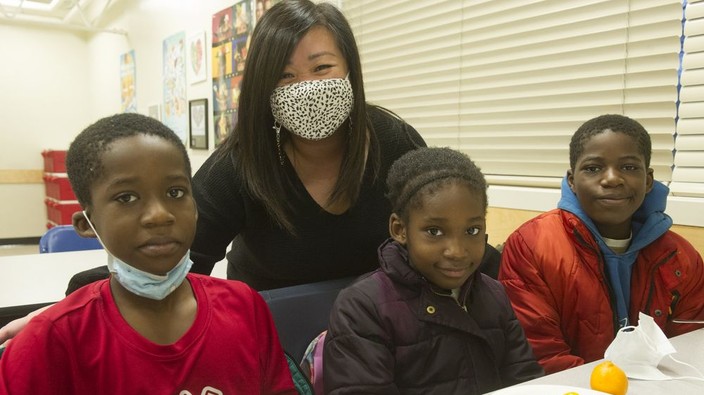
[604,312,704,381]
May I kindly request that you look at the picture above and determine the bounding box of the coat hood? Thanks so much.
[557,176,672,250]
[378,238,424,287]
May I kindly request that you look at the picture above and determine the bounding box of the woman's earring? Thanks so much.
[274,121,284,166]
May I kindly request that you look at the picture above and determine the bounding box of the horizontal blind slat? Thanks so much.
[344,0,680,190]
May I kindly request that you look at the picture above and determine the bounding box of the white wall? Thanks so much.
[86,0,234,169]
[0,23,92,238]
[0,0,236,238]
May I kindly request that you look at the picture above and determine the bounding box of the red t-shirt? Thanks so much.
[0,274,295,394]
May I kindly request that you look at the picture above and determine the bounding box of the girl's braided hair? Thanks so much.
[386,147,487,221]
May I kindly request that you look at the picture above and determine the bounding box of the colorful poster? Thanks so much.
[120,50,137,113]
[255,0,279,22]
[211,0,253,146]
[188,31,207,84]
[162,31,188,143]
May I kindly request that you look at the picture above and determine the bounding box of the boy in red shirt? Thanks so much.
[0,113,296,394]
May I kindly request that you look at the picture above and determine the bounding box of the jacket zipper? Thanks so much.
[430,288,468,312]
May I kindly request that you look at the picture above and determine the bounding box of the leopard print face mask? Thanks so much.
[270,76,353,141]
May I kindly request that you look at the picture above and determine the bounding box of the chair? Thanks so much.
[39,225,102,254]
[259,276,356,363]
[478,238,502,280]
[260,239,499,365]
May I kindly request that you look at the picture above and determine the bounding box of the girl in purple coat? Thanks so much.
[323,147,543,394]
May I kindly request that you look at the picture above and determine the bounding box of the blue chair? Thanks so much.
[39,225,103,253]
[259,276,356,363]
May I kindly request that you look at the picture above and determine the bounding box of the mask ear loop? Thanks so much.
[82,210,105,248]
[82,210,117,273]
[273,121,284,166]
[346,72,353,139]
[662,354,704,381]
[619,326,637,333]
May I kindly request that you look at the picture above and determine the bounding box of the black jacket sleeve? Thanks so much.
[190,152,246,274]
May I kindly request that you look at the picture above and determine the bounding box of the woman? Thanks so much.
[189,0,425,290]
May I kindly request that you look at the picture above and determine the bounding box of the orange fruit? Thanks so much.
[590,360,628,395]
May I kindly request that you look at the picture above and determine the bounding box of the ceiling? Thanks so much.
[0,0,126,34]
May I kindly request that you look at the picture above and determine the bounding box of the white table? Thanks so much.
[0,250,227,309]
[490,328,704,394]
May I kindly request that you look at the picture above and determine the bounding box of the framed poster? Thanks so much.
[189,99,208,149]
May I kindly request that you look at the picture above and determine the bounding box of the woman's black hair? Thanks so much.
[215,0,375,234]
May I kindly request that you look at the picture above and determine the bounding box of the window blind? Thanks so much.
[343,0,682,189]
[674,0,704,198]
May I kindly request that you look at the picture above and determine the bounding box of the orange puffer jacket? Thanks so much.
[499,209,704,374]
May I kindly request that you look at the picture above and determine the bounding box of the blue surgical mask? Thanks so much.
[82,210,193,300]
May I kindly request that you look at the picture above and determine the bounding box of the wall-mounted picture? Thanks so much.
[162,31,187,143]
[254,0,282,23]
[187,31,207,84]
[211,0,253,146]
[189,98,208,149]
[148,104,161,121]
[120,50,137,113]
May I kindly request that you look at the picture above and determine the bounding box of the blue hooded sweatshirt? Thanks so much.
[557,177,673,327]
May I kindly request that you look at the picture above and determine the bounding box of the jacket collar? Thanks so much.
[377,238,492,340]
[556,176,672,254]
[377,238,475,305]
